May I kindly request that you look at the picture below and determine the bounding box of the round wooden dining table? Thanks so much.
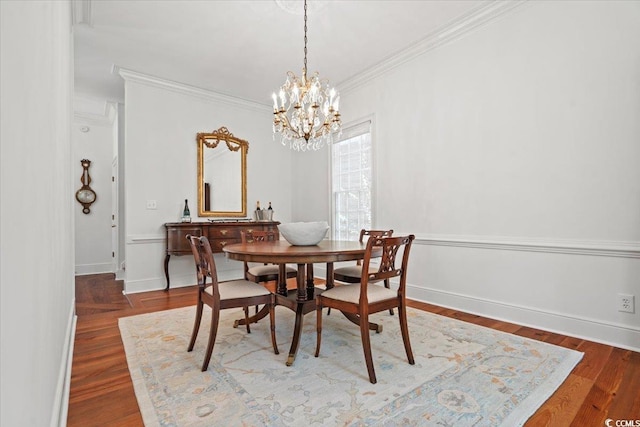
[223,240,381,366]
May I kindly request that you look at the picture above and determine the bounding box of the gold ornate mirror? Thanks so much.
[197,127,248,217]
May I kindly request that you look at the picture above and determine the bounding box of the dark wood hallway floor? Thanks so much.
[68,273,639,426]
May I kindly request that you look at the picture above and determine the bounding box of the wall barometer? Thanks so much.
[75,159,97,214]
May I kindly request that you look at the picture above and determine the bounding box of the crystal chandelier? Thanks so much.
[272,0,341,151]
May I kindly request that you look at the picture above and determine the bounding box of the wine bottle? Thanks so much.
[268,202,273,210]
[182,199,191,223]
[256,201,261,211]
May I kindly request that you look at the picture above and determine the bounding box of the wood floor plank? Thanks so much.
[573,340,613,381]
[571,382,611,427]
[68,385,142,427]
[606,350,640,421]
[596,347,630,396]
[558,335,584,351]
[526,373,593,427]
[67,273,640,427]
[541,331,568,346]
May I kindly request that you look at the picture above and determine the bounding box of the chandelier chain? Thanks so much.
[303,0,308,77]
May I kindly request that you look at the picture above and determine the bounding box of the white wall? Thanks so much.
[73,115,115,275]
[294,1,640,350]
[1,1,75,426]
[121,73,293,292]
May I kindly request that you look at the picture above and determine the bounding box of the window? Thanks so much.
[331,121,372,241]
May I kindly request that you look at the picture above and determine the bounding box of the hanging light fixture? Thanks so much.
[272,0,341,151]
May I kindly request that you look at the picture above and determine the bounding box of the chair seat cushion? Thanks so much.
[206,280,271,300]
[334,264,382,283]
[248,264,296,277]
[321,283,396,304]
[333,265,363,279]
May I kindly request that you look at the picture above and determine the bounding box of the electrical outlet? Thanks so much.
[617,294,635,313]
[146,200,157,210]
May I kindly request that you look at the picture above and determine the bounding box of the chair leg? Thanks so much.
[360,313,377,384]
[187,298,204,352]
[384,279,394,315]
[268,298,279,355]
[314,299,323,357]
[398,302,415,365]
[244,306,251,334]
[202,305,221,371]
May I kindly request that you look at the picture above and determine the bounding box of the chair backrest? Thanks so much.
[186,234,219,297]
[356,229,393,265]
[240,230,278,244]
[240,230,278,273]
[359,229,394,243]
[361,235,415,299]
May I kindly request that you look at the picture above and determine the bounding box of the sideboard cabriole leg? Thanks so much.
[164,254,171,291]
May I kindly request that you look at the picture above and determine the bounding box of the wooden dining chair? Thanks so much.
[315,234,415,384]
[241,230,297,285]
[241,230,297,315]
[333,229,394,315]
[186,234,278,371]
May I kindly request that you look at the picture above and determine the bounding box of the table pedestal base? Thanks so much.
[234,286,382,365]
[275,288,321,366]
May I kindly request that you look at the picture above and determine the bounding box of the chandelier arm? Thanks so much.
[278,112,305,140]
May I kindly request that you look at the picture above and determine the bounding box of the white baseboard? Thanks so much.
[50,300,76,427]
[124,276,170,294]
[409,285,640,353]
[313,265,639,352]
[74,262,113,275]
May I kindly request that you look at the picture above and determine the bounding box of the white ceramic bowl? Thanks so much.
[278,221,329,246]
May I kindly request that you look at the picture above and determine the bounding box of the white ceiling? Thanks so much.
[74,0,491,107]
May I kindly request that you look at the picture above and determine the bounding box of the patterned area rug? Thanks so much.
[119,305,582,426]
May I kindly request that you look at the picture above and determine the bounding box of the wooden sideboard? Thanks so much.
[164,221,280,290]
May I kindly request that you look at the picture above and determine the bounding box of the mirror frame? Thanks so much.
[196,126,249,217]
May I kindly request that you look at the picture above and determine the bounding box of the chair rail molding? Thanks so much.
[412,234,640,259]
[116,66,271,113]
[126,234,165,245]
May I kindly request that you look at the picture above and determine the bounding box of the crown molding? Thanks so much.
[73,111,113,126]
[115,66,271,113]
[339,0,528,94]
[72,0,92,26]
[413,234,640,258]
[74,99,117,125]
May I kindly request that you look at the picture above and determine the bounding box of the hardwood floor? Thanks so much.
[68,273,639,426]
